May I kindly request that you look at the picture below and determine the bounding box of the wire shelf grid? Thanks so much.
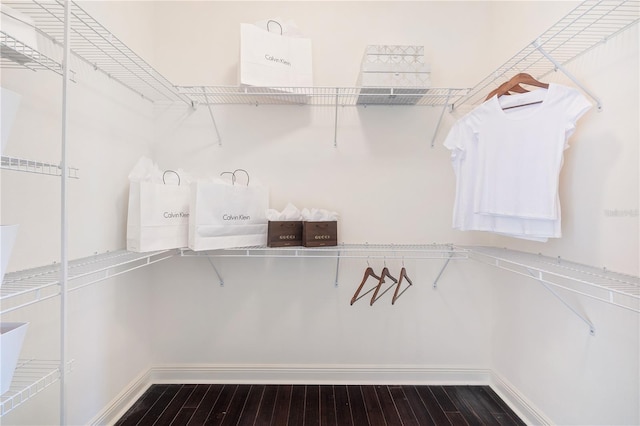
[455,0,640,108]
[176,86,470,107]
[180,243,469,260]
[468,246,640,313]
[1,250,173,314]
[0,31,62,74]
[1,0,191,104]
[1,156,79,179]
[0,359,62,417]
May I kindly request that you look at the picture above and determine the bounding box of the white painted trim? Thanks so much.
[490,371,552,426]
[148,363,492,385]
[89,369,153,426]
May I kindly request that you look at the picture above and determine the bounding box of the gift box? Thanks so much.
[302,221,337,247]
[267,221,303,247]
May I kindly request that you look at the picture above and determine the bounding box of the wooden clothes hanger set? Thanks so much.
[486,72,549,110]
[350,263,413,306]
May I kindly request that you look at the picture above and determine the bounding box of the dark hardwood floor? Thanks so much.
[115,384,525,426]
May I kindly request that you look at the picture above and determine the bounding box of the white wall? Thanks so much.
[1,1,638,425]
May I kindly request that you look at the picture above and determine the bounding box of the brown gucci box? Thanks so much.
[302,221,338,247]
[267,221,303,247]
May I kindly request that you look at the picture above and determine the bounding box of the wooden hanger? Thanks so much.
[485,73,549,101]
[370,267,398,306]
[392,267,413,305]
[486,83,529,100]
[350,266,382,305]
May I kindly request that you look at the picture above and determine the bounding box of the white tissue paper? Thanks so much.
[301,208,339,221]
[266,203,303,221]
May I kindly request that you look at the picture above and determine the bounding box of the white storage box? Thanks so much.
[357,44,431,105]
[1,5,39,64]
[1,322,29,395]
[360,44,431,74]
[1,87,22,154]
[0,224,19,284]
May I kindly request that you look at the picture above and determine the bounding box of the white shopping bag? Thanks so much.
[239,20,313,88]
[127,169,190,252]
[189,171,268,251]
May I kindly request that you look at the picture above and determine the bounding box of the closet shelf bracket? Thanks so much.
[526,268,596,336]
[201,87,222,146]
[207,257,224,287]
[334,87,339,148]
[431,89,453,148]
[432,250,455,289]
[334,250,341,287]
[533,40,603,111]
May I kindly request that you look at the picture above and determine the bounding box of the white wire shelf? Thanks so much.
[1,1,191,105]
[0,359,62,417]
[468,246,640,313]
[0,31,62,74]
[1,250,173,315]
[175,86,469,107]
[1,156,79,179]
[180,243,469,260]
[454,0,640,108]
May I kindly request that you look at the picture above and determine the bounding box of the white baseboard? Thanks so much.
[148,363,492,385]
[490,371,552,425]
[90,369,152,426]
[92,364,549,425]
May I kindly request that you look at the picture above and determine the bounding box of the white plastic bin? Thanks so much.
[1,322,29,395]
[0,224,19,284]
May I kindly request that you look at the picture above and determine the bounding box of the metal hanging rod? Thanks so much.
[454,0,640,109]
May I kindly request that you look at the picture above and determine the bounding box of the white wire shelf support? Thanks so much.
[468,246,640,323]
[453,0,640,111]
[1,1,192,105]
[0,250,174,315]
[0,359,70,417]
[175,86,469,147]
[1,156,79,179]
[180,243,469,288]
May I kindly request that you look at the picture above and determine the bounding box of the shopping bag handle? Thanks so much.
[220,169,250,186]
[267,20,283,35]
[233,168,250,186]
[220,171,236,185]
[162,170,181,185]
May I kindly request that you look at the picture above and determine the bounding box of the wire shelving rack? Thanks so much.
[454,0,640,110]
[1,250,173,315]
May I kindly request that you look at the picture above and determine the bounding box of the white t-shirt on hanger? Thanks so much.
[470,83,592,220]
[446,116,558,241]
[444,83,592,240]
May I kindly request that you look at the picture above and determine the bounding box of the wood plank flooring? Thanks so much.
[115,384,525,426]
